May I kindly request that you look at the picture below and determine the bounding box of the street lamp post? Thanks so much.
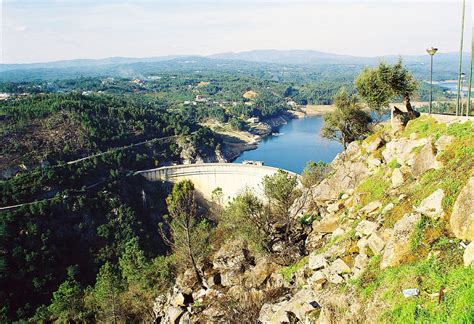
[461,72,466,114]
[427,47,438,114]
[456,0,466,116]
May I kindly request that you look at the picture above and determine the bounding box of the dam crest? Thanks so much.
[135,163,298,204]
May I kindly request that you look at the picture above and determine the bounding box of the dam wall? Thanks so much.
[136,163,298,204]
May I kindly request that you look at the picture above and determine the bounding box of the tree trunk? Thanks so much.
[404,96,420,119]
[185,225,205,288]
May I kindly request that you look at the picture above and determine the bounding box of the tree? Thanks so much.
[48,278,85,321]
[220,170,302,264]
[161,180,209,287]
[262,170,300,245]
[355,60,419,118]
[322,89,372,149]
[220,190,271,252]
[86,262,123,323]
[300,161,328,188]
[118,238,173,321]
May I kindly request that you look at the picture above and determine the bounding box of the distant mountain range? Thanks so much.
[209,49,468,66]
[1,49,468,71]
[0,50,469,82]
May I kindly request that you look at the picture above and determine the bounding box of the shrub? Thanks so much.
[301,161,328,188]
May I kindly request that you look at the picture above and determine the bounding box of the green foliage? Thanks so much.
[48,277,85,321]
[164,180,209,285]
[301,160,328,188]
[220,170,302,264]
[387,159,401,169]
[86,262,123,323]
[262,169,300,219]
[220,191,268,252]
[280,256,308,283]
[410,216,429,252]
[356,170,390,207]
[322,89,372,148]
[355,60,417,111]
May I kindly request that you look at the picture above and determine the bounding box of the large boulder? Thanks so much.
[212,239,252,272]
[367,233,385,255]
[434,135,454,153]
[312,146,369,202]
[381,213,421,269]
[312,213,340,233]
[415,189,444,219]
[363,136,384,153]
[352,253,369,279]
[391,168,405,188]
[308,254,328,270]
[411,143,441,177]
[355,220,378,237]
[382,137,429,166]
[244,258,276,288]
[359,201,382,215]
[258,289,320,323]
[450,176,474,241]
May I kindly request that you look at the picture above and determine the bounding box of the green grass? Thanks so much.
[401,116,447,141]
[354,253,473,323]
[447,121,473,139]
[410,216,429,252]
[387,159,401,169]
[280,256,308,283]
[380,259,474,324]
[355,170,390,207]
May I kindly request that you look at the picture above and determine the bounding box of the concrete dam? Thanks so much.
[136,163,298,204]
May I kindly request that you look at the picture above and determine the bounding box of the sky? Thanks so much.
[1,0,473,63]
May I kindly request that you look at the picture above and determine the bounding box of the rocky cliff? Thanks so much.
[156,115,474,323]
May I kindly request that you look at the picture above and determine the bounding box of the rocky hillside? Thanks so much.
[155,115,474,323]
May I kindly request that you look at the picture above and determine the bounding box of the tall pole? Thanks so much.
[427,47,438,114]
[468,9,474,116]
[430,54,434,114]
[456,0,466,116]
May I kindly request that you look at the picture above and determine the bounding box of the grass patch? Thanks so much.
[401,116,447,141]
[355,170,390,207]
[410,216,429,252]
[280,256,308,283]
[447,121,473,139]
[354,251,473,323]
[388,159,401,169]
[380,259,474,324]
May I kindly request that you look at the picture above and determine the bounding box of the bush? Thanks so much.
[301,161,328,188]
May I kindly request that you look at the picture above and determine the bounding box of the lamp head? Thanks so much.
[426,47,438,56]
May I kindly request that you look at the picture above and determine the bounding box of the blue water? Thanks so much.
[234,116,343,174]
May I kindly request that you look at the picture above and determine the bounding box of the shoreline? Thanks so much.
[223,109,330,163]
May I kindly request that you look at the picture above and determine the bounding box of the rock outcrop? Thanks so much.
[450,176,474,241]
[381,213,421,269]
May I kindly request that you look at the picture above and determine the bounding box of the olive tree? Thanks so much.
[355,59,419,119]
[322,89,372,149]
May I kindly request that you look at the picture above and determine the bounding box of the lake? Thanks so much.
[234,116,343,174]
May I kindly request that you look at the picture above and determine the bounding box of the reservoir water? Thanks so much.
[234,116,343,174]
